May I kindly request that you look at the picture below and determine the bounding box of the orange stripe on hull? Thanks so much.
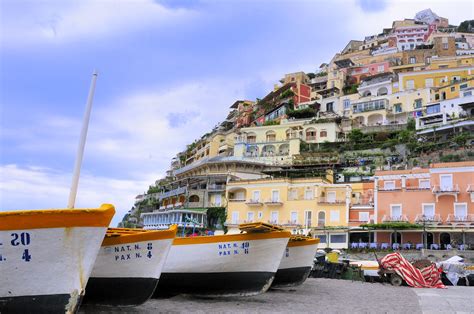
[0,204,115,231]
[102,225,177,246]
[287,238,320,247]
[173,231,291,245]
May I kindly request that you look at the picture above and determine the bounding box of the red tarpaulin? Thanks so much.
[380,252,445,288]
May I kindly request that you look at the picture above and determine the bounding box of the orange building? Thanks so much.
[374,162,474,249]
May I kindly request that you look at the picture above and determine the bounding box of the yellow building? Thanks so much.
[430,78,474,101]
[184,130,236,165]
[225,176,352,248]
[397,66,474,92]
[428,56,474,70]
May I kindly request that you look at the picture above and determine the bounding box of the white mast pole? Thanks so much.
[67,70,98,209]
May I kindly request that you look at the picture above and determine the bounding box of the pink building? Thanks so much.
[374,162,474,249]
[349,61,390,84]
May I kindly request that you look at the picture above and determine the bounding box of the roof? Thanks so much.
[430,161,474,168]
[360,73,394,87]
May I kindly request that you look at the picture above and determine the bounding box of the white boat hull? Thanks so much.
[83,237,174,305]
[156,233,290,297]
[0,226,107,313]
[272,241,319,288]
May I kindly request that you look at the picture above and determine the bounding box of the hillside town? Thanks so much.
[122,9,474,251]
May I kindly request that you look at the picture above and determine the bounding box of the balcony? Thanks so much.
[264,199,283,206]
[282,220,302,228]
[246,199,263,206]
[318,198,345,205]
[406,185,431,191]
[267,220,279,225]
[415,214,442,224]
[228,198,246,202]
[467,184,474,193]
[381,215,409,223]
[158,186,187,201]
[446,214,474,224]
[432,185,460,202]
[207,184,225,191]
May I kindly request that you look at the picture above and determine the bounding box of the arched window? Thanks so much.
[363,91,371,97]
[391,232,401,244]
[377,87,388,96]
[189,195,200,203]
[320,130,327,138]
[305,128,316,141]
[266,130,276,142]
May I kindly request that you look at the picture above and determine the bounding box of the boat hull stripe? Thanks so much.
[154,272,275,297]
[0,204,115,230]
[102,226,177,246]
[0,294,79,314]
[271,266,312,288]
[82,277,158,306]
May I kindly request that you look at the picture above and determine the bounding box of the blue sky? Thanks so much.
[1,0,472,225]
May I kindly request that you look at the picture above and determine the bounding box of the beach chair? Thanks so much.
[446,244,452,250]
[430,243,439,250]
[402,243,411,250]
[351,242,358,249]
[392,243,400,250]
[381,243,389,250]
[369,242,378,249]
[416,243,424,250]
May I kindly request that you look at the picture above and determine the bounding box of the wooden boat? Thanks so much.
[0,204,115,314]
[155,223,291,297]
[271,235,319,288]
[82,225,177,306]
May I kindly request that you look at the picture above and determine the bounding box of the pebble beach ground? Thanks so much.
[80,278,473,313]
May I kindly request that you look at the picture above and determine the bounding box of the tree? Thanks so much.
[347,129,366,143]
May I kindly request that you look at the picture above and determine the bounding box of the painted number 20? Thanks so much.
[11,232,32,262]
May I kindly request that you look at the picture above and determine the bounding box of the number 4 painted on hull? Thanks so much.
[22,249,31,262]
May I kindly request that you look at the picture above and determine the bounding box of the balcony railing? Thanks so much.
[382,215,409,222]
[318,198,345,205]
[246,199,263,206]
[228,198,246,202]
[207,184,225,191]
[415,214,442,224]
[467,184,474,193]
[432,185,460,193]
[268,220,279,225]
[282,220,301,227]
[447,214,474,223]
[406,185,431,191]
[264,199,283,206]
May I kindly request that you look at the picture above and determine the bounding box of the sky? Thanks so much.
[1,0,473,226]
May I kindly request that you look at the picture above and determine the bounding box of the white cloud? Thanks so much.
[1,0,196,47]
[0,164,148,226]
[0,78,248,223]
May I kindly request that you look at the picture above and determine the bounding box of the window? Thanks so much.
[406,80,415,90]
[422,204,435,219]
[394,103,402,113]
[419,179,430,189]
[320,130,327,137]
[443,43,449,50]
[304,188,313,200]
[271,190,280,202]
[426,104,440,115]
[252,191,261,202]
[409,57,416,64]
[460,83,468,89]
[464,91,472,97]
[330,210,340,222]
[231,212,239,224]
[425,78,433,88]
[214,194,222,206]
[304,210,312,227]
[359,212,370,222]
[316,234,327,243]
[318,211,325,226]
[257,211,263,219]
[391,204,402,219]
[327,191,336,203]
[377,65,384,72]
[439,174,453,191]
[454,203,467,218]
[330,234,347,243]
[384,181,396,190]
[326,102,334,112]
[290,211,298,224]
[270,211,279,224]
[425,57,431,64]
[343,99,351,110]
[247,211,255,222]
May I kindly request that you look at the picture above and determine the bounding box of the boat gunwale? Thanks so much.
[287,238,320,247]
[172,231,291,245]
[102,225,178,246]
[0,204,115,231]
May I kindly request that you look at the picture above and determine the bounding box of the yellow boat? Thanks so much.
[0,204,115,314]
[82,225,177,306]
[155,223,291,297]
[272,235,320,288]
